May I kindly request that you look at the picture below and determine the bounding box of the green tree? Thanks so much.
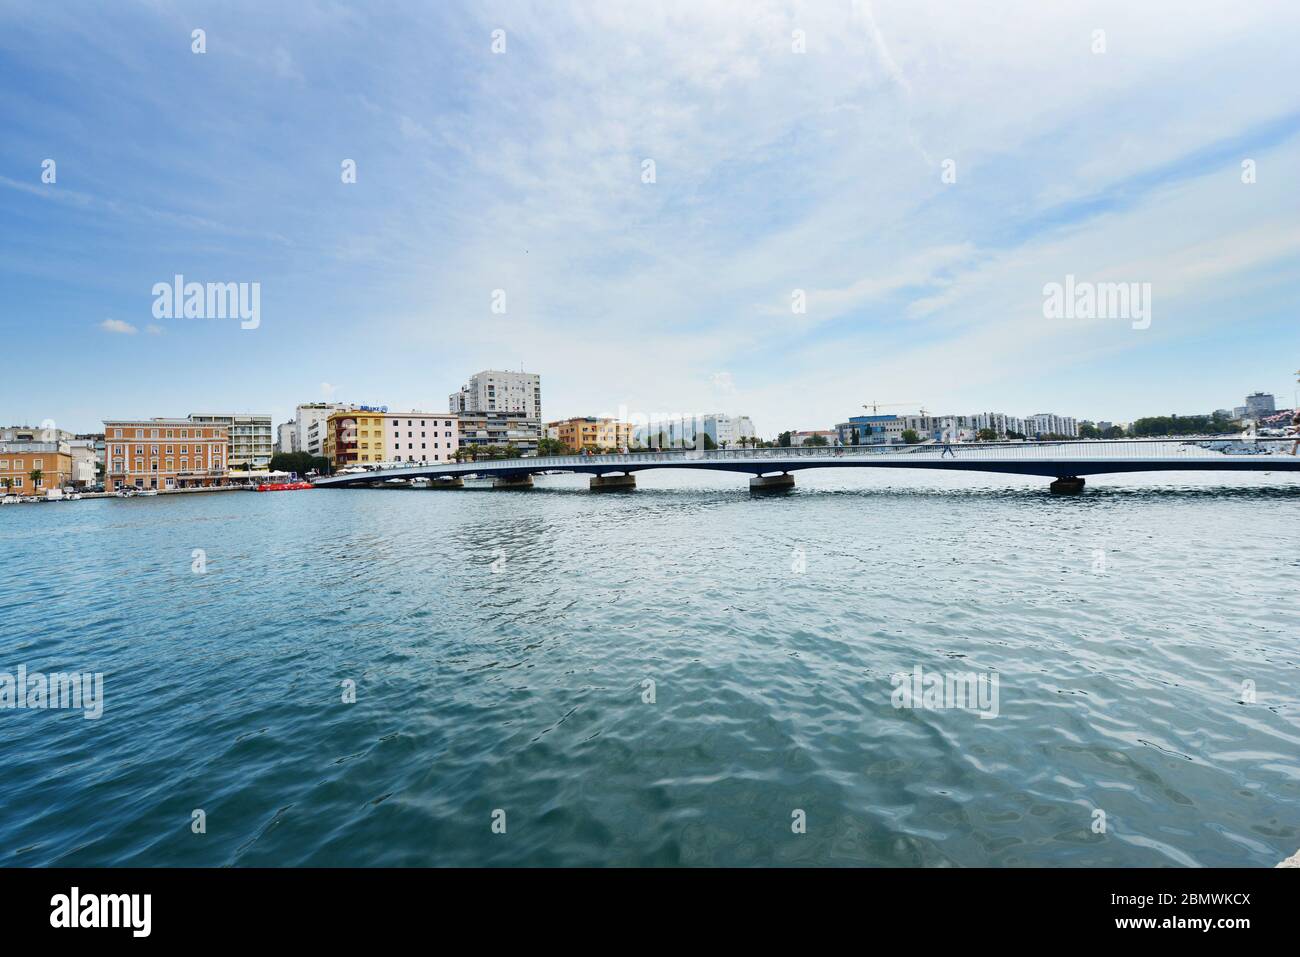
[1,477,11,494]
[901,429,920,444]
[702,433,718,450]
[777,431,792,448]
[976,428,998,442]
[537,437,568,456]
[1077,422,1101,439]
[803,433,829,447]
[29,469,43,490]
[270,451,319,475]
[1127,415,1224,437]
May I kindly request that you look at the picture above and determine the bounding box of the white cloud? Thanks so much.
[100,319,137,335]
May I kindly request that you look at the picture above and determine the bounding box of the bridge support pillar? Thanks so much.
[429,477,465,489]
[492,474,534,490]
[1049,476,1086,495]
[590,473,636,492]
[750,473,795,493]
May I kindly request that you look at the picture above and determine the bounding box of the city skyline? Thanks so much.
[2,2,1299,434]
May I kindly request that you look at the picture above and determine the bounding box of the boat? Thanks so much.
[138,489,158,496]
[256,481,314,492]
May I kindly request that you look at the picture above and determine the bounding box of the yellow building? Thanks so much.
[546,417,632,453]
[323,409,387,468]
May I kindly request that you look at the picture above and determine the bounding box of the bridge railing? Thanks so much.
[318,434,1297,480]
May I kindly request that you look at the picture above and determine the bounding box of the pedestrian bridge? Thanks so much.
[312,436,1300,493]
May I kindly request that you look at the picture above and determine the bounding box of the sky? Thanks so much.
[1,0,1298,436]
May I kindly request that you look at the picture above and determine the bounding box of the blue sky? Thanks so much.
[1,0,1298,435]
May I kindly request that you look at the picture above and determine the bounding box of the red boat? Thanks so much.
[256,482,314,492]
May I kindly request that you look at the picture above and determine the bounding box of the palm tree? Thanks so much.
[1,477,11,495]
[29,469,43,491]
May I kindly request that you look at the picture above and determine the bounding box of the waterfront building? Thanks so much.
[449,370,542,451]
[276,422,296,454]
[970,412,1027,438]
[1245,392,1276,417]
[0,440,73,495]
[1024,413,1078,438]
[187,412,273,469]
[457,411,541,455]
[837,414,905,445]
[383,411,459,463]
[1233,405,1248,419]
[789,430,838,446]
[449,370,542,418]
[67,440,99,486]
[635,413,756,448]
[103,418,228,490]
[322,408,384,468]
[546,417,632,452]
[288,402,350,457]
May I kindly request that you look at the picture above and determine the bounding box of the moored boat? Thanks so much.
[256,481,314,492]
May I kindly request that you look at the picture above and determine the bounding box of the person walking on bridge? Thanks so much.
[1289,409,1300,455]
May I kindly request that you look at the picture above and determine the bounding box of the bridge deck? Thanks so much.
[314,437,1300,487]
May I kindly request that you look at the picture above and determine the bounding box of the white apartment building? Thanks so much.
[187,412,273,468]
[636,413,757,447]
[383,412,460,464]
[277,422,296,454]
[290,402,349,457]
[449,370,542,419]
[1024,413,1078,438]
[68,439,99,485]
[971,412,1027,437]
[790,430,838,446]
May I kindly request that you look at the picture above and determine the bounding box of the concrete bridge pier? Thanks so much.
[493,474,534,490]
[429,477,465,489]
[750,473,795,493]
[1049,476,1086,495]
[590,473,636,492]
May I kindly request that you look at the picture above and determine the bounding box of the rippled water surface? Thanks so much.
[2,469,1298,866]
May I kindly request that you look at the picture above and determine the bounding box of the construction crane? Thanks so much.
[862,401,918,414]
